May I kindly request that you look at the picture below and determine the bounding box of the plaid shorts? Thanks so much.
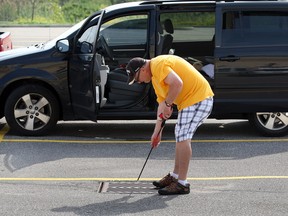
[175,97,213,142]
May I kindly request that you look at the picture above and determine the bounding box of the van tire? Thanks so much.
[249,112,288,137]
[4,84,59,136]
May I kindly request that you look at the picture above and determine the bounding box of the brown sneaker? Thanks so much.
[158,181,190,195]
[152,173,177,189]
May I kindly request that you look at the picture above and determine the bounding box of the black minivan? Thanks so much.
[0,0,288,136]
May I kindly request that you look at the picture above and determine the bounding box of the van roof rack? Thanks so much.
[140,0,282,3]
[215,0,282,1]
[139,0,286,6]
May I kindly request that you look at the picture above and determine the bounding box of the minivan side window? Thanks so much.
[158,11,215,56]
[222,11,288,47]
[160,12,215,42]
[100,14,148,46]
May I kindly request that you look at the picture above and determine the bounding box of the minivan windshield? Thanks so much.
[55,19,87,41]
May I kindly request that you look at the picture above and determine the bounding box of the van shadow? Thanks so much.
[1,120,287,172]
[50,119,259,139]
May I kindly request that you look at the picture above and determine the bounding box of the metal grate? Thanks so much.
[97,181,157,194]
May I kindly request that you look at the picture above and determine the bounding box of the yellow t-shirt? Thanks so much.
[150,55,214,111]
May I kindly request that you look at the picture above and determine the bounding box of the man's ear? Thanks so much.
[144,63,151,77]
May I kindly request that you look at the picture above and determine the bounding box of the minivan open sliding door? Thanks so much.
[68,10,105,121]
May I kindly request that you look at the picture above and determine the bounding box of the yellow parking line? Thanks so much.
[1,138,288,144]
[0,176,288,181]
[1,139,151,144]
[0,124,9,142]
[0,123,287,144]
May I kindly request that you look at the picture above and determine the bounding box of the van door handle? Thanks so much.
[219,56,240,62]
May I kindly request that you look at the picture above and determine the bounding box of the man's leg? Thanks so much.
[158,97,213,195]
[174,139,192,181]
[173,97,213,181]
[158,140,192,195]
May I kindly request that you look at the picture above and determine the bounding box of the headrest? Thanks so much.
[164,19,174,34]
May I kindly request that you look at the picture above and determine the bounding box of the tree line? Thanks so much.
[0,0,135,24]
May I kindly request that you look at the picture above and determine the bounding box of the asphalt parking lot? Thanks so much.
[0,117,288,216]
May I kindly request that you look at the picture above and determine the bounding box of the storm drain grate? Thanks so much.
[97,181,157,194]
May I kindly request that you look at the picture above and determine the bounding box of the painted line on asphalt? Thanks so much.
[0,124,9,142]
[0,176,288,181]
[0,123,287,144]
[1,138,288,144]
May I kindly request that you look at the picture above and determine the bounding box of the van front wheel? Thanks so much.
[4,85,59,136]
[249,112,288,137]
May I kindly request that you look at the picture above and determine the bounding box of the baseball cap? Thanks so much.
[126,57,146,85]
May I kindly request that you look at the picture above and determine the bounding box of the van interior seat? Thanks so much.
[105,68,147,107]
[95,54,109,107]
[161,19,174,54]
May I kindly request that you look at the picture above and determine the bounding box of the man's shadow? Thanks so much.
[51,194,176,215]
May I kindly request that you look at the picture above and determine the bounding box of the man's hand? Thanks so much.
[159,101,173,119]
[151,113,167,148]
[151,129,162,148]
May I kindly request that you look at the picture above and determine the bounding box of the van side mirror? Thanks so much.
[56,39,70,53]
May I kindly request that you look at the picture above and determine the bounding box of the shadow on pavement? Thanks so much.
[1,119,287,172]
[51,194,176,216]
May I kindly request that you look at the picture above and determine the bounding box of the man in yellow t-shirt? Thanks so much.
[126,55,214,195]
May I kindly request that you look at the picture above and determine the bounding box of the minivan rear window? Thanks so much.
[222,11,288,47]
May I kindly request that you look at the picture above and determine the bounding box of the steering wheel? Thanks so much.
[97,35,114,61]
